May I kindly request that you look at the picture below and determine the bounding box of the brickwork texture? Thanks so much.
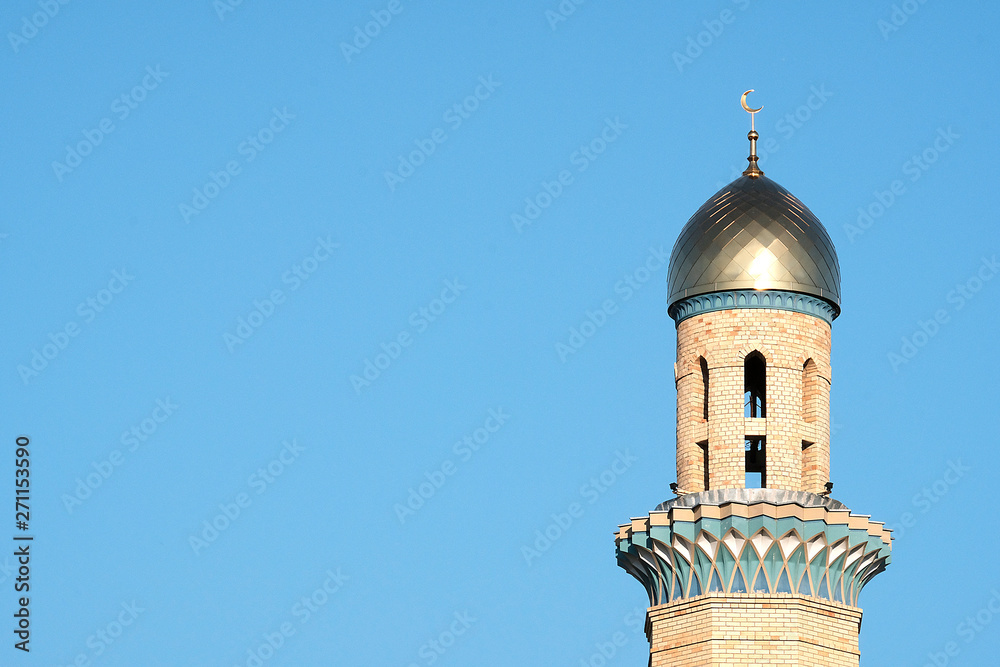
[674,309,832,494]
[647,595,862,667]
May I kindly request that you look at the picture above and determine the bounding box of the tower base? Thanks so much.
[646,594,861,667]
[615,490,891,666]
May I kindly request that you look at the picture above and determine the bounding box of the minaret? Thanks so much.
[615,91,891,666]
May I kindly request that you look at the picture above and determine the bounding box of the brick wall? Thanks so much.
[647,595,862,666]
[675,308,832,493]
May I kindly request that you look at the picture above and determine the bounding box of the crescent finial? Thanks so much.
[740,89,764,178]
[741,89,763,114]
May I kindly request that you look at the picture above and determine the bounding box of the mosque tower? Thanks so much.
[615,92,891,666]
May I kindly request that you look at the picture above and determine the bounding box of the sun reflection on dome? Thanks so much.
[748,248,777,290]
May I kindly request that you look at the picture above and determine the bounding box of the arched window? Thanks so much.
[744,352,766,418]
[698,440,709,490]
[700,357,709,421]
[802,440,817,490]
[802,359,818,423]
[745,437,766,488]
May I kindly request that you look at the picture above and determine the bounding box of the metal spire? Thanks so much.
[740,89,764,178]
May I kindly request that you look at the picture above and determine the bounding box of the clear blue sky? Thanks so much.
[3,2,999,665]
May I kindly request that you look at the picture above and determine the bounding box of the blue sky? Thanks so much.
[2,1,999,665]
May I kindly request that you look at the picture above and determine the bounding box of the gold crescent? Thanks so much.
[741,89,762,113]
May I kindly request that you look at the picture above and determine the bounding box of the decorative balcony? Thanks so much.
[616,489,891,608]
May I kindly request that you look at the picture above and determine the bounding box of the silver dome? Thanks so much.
[666,174,841,314]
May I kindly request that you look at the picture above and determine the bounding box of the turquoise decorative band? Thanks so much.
[668,289,839,324]
[615,505,891,608]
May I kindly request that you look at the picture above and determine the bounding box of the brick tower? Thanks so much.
[615,93,891,666]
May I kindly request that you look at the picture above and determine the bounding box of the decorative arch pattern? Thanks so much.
[616,504,891,608]
[669,289,838,325]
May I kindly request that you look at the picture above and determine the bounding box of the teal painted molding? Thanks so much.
[617,514,890,607]
[668,289,839,325]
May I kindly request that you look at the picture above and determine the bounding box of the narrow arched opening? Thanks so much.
[802,358,818,423]
[700,357,709,421]
[744,352,766,418]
